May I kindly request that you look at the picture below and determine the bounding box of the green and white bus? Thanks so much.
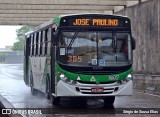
[24,14,136,106]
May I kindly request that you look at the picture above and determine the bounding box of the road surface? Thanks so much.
[0,64,160,117]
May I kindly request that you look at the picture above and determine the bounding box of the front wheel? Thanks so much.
[31,86,38,95]
[103,96,115,107]
[71,97,87,107]
[50,96,60,105]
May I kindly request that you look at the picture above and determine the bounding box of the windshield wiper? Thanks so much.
[68,31,79,49]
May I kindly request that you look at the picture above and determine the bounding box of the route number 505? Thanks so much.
[68,56,82,62]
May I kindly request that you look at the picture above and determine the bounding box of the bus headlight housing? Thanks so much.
[118,74,132,85]
[59,73,77,85]
[125,74,132,81]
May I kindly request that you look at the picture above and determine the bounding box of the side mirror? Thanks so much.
[131,37,136,50]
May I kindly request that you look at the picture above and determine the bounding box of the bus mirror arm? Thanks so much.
[131,37,136,50]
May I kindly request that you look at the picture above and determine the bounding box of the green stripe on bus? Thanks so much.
[56,64,132,82]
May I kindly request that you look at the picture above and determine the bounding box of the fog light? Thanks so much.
[114,87,119,92]
[76,87,80,92]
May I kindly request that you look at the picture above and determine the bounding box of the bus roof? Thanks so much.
[60,13,129,19]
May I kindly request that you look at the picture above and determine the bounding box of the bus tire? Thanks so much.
[103,96,115,107]
[31,87,38,95]
[51,96,60,105]
[71,97,87,107]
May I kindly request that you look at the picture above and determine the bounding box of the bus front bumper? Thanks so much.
[55,80,133,97]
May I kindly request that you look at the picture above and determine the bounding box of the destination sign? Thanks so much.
[60,15,130,28]
[73,19,118,26]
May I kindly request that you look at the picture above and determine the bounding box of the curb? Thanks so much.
[0,94,22,117]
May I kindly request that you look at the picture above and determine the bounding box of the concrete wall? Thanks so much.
[134,74,160,94]
[116,0,160,74]
[116,0,160,93]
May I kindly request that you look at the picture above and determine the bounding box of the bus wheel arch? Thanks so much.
[51,96,60,105]
[45,73,60,105]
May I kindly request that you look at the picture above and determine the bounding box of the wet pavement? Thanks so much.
[0,64,160,117]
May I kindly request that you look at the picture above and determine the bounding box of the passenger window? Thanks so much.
[36,32,39,55]
[47,28,51,55]
[45,29,48,55]
[32,34,35,56]
[38,31,41,56]
[34,33,37,56]
[40,31,43,55]
[30,35,33,56]
[42,30,46,56]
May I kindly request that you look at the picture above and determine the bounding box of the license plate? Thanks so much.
[91,88,104,93]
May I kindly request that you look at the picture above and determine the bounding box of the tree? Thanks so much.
[0,52,6,62]
[12,25,34,51]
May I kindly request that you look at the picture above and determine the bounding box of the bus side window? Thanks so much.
[28,35,31,56]
[42,30,46,56]
[52,28,58,46]
[35,32,39,56]
[45,29,48,55]
[34,33,37,56]
[38,31,41,56]
[32,34,35,56]
[30,35,33,56]
[25,35,31,56]
[47,28,51,55]
[40,31,43,56]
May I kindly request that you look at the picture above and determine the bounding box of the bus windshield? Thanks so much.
[58,31,131,67]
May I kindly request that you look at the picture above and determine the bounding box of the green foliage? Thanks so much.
[0,52,6,58]
[12,25,34,51]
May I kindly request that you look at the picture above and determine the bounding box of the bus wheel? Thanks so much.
[70,97,87,107]
[51,96,60,105]
[103,96,115,107]
[31,87,38,95]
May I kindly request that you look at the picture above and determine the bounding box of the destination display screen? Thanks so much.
[60,15,130,28]
[72,19,118,26]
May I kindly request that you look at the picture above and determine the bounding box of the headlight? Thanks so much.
[60,74,67,81]
[118,74,132,85]
[125,74,132,82]
[58,72,77,85]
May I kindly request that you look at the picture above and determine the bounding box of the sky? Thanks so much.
[0,26,22,48]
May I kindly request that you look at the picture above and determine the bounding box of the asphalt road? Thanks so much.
[0,64,160,117]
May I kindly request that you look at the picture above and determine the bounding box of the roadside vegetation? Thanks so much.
[12,25,34,51]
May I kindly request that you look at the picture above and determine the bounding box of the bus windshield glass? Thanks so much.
[58,31,131,67]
